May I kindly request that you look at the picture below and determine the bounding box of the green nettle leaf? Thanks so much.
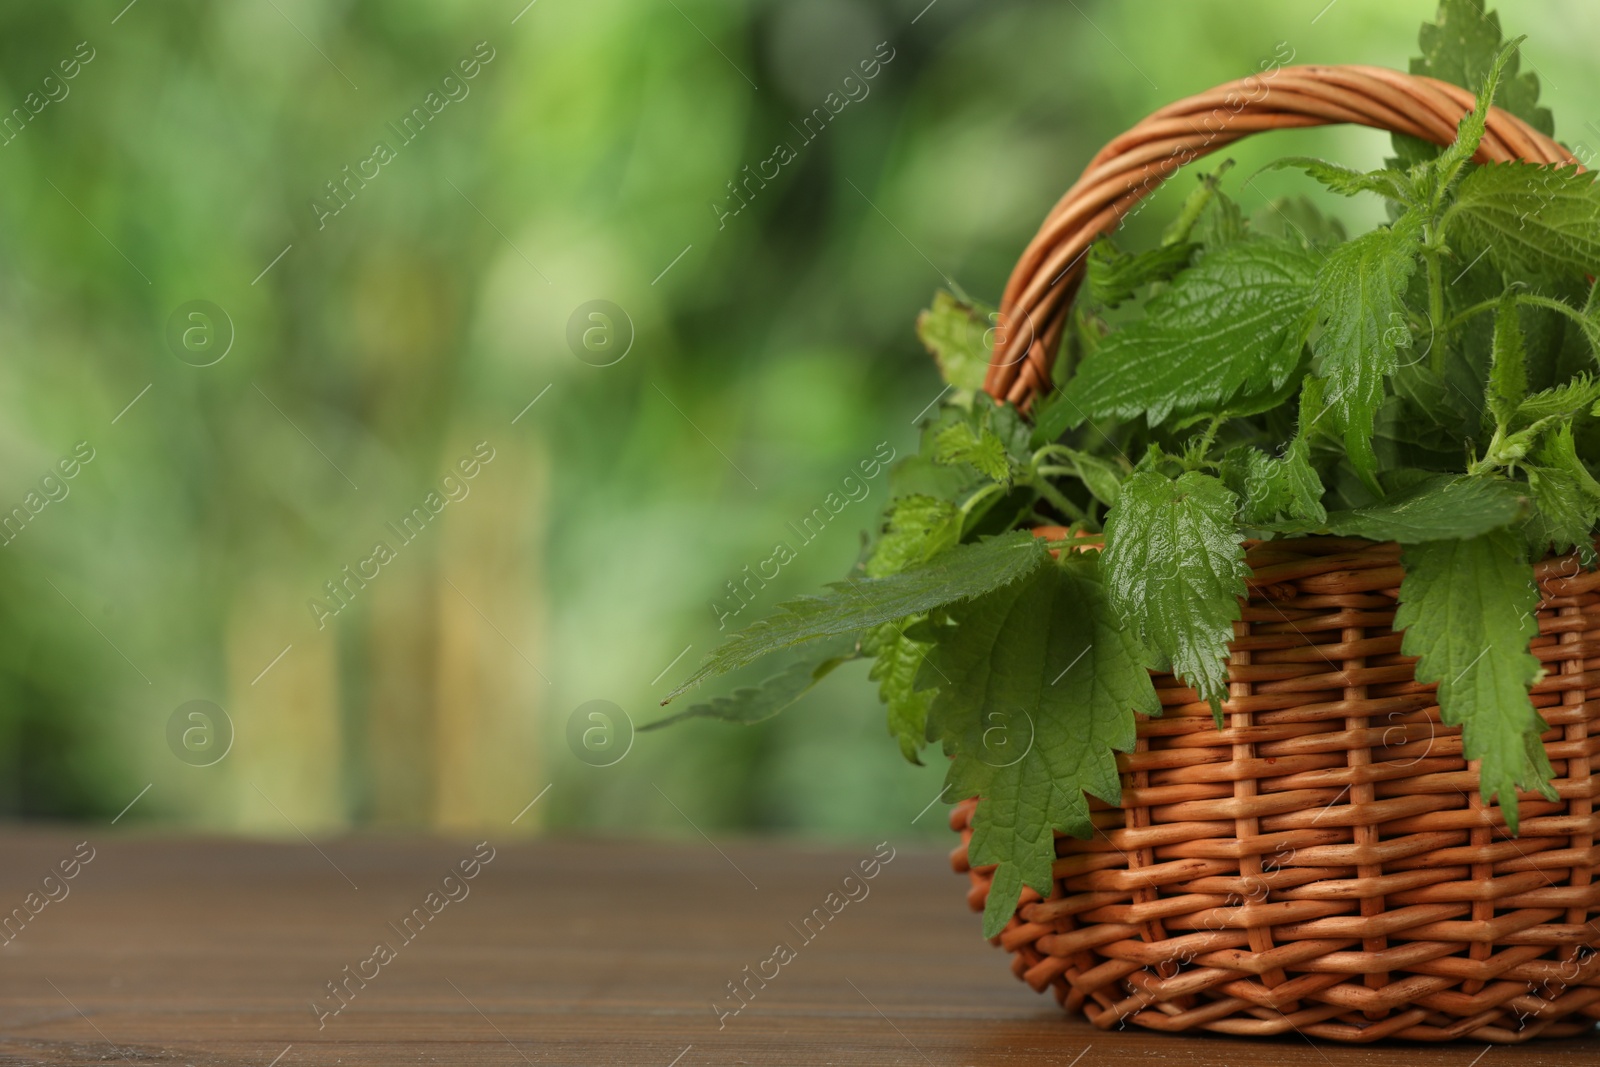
[983,397,1036,466]
[926,556,1158,938]
[1227,377,1330,529]
[1487,291,1528,429]
[1058,447,1123,508]
[1394,532,1557,831]
[917,291,993,391]
[933,420,1011,483]
[866,494,962,579]
[1228,438,1327,529]
[1164,339,1311,427]
[1425,39,1509,200]
[1164,162,1234,244]
[643,633,862,730]
[1514,374,1600,428]
[1101,471,1246,715]
[1524,467,1595,562]
[1543,423,1600,498]
[1446,164,1600,280]
[1250,195,1349,250]
[1580,282,1600,363]
[1374,389,1471,465]
[1523,423,1600,563]
[1311,213,1424,490]
[888,432,984,506]
[1196,186,1247,247]
[1410,0,1552,137]
[1259,157,1416,204]
[868,621,936,764]
[662,532,1049,703]
[1323,474,1527,542]
[1029,387,1091,449]
[1062,239,1318,427]
[1085,238,1200,309]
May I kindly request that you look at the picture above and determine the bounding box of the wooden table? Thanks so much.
[0,830,1594,1065]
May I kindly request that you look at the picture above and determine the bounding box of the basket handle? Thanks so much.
[984,63,1579,410]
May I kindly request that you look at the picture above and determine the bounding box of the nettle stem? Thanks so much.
[1424,229,1448,375]
[1440,290,1595,355]
[1031,444,1078,467]
[958,482,1006,521]
[1028,446,1093,525]
[1029,474,1089,525]
[1186,414,1228,470]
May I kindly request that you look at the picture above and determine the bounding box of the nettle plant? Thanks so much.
[656,10,1600,935]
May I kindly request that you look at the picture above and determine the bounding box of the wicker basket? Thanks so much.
[951,65,1600,1043]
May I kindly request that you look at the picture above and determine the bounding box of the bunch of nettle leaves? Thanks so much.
[657,4,1600,935]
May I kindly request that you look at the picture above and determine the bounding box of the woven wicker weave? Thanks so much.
[952,64,1600,1043]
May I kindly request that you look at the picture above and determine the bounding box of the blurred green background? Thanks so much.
[2,0,1596,841]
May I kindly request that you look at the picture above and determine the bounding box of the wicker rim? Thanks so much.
[984,63,1580,410]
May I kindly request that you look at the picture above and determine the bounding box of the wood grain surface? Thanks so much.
[0,829,1594,1065]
